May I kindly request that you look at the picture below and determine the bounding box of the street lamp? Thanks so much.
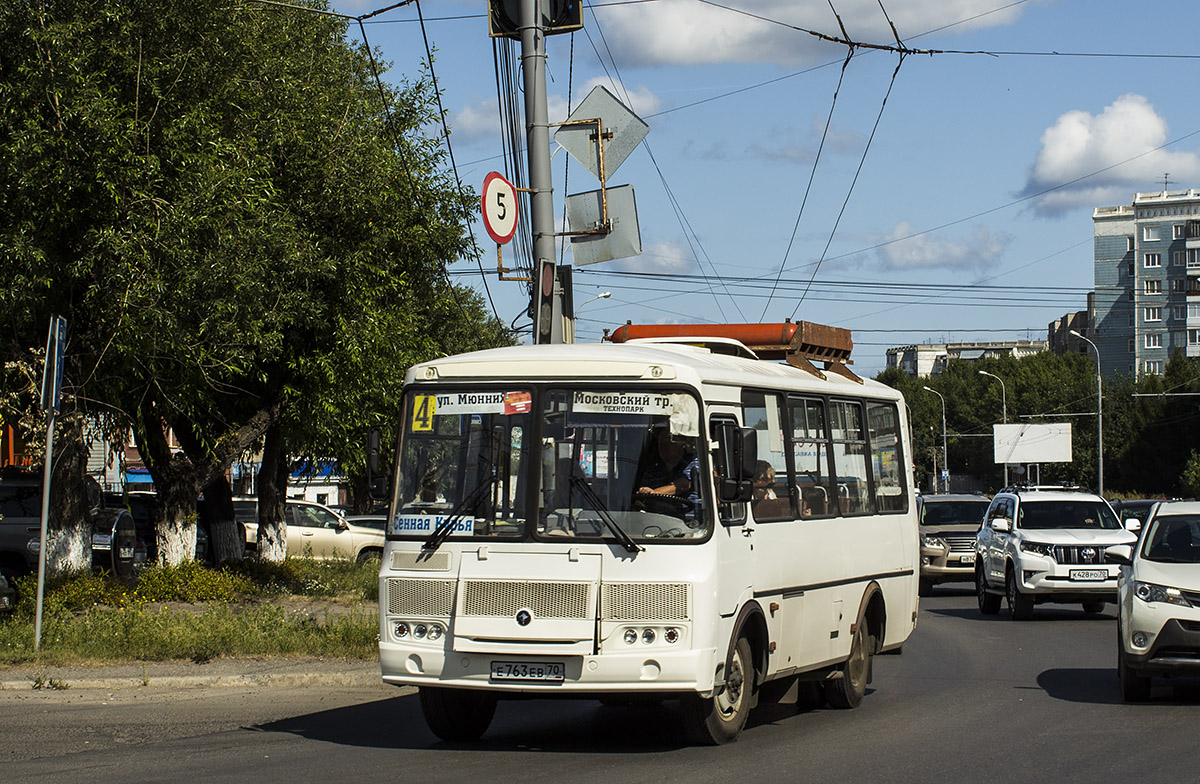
[1069,329,1103,496]
[978,370,1008,487]
[923,386,948,493]
[574,291,611,318]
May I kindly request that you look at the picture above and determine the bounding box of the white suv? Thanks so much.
[975,488,1137,619]
[1108,501,1200,701]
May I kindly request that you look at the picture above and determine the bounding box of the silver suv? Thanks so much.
[975,487,1137,619]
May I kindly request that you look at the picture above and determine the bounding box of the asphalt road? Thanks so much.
[5,587,1200,784]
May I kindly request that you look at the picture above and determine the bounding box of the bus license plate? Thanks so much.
[958,553,975,564]
[1070,569,1108,581]
[490,661,565,683]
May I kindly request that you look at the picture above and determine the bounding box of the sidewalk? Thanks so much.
[0,656,385,692]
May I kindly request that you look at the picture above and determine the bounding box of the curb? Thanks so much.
[1,670,387,692]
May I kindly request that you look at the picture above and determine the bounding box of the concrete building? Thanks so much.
[1092,189,1200,379]
[886,340,1047,378]
[1048,307,1091,356]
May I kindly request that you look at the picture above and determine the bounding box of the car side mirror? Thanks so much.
[1123,518,1142,532]
[991,517,1010,533]
[1105,544,1133,565]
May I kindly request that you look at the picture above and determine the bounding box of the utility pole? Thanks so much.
[518,0,566,344]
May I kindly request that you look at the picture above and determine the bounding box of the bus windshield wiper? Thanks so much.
[570,473,642,554]
[422,473,496,554]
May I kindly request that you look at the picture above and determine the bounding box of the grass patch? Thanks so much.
[0,558,381,666]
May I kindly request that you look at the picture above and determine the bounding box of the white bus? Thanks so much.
[377,323,918,744]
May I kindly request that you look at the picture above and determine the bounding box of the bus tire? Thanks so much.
[681,636,753,745]
[824,612,871,709]
[419,686,497,741]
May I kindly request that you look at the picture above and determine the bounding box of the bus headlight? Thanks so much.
[413,623,428,639]
[624,629,638,645]
[664,627,680,644]
[393,622,409,638]
[642,628,656,644]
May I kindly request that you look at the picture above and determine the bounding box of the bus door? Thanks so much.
[712,416,756,619]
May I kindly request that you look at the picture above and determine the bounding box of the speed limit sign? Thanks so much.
[482,171,518,245]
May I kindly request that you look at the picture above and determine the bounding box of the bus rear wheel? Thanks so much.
[824,613,871,709]
[681,636,753,745]
[419,686,497,741]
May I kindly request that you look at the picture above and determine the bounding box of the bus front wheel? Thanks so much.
[419,686,497,741]
[681,636,754,745]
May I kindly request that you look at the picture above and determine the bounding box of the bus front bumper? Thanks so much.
[380,643,719,695]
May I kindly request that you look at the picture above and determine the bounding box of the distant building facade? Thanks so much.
[886,340,1047,378]
[1093,189,1200,378]
[1048,307,1091,356]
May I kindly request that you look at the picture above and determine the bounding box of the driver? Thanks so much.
[636,428,700,507]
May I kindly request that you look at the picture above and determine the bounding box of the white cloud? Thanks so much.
[448,99,498,146]
[602,239,696,273]
[1023,94,1200,216]
[593,0,1026,67]
[876,220,1010,271]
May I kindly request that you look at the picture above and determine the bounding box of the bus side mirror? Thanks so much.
[366,427,388,501]
[714,422,756,503]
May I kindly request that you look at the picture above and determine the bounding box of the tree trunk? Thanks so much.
[199,474,244,564]
[256,421,289,562]
[45,411,93,574]
[156,475,199,565]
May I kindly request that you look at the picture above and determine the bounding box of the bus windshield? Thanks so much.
[391,387,708,544]
[394,389,533,540]
[537,389,707,542]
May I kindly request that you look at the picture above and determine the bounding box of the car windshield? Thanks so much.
[392,389,533,540]
[1017,500,1121,530]
[536,389,708,543]
[921,500,989,526]
[1141,515,1200,563]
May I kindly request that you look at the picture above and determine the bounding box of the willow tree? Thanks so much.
[0,0,499,566]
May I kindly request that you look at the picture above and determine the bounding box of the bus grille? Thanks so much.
[390,551,451,571]
[387,578,456,617]
[462,580,591,619]
[602,583,691,621]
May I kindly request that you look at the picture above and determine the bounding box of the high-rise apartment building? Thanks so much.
[1092,190,1200,378]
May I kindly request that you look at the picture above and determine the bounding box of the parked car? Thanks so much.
[975,486,1138,619]
[345,514,387,532]
[96,491,211,568]
[917,493,991,596]
[236,498,385,563]
[0,472,41,587]
[1108,501,1200,701]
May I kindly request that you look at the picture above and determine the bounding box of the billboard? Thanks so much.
[993,423,1072,464]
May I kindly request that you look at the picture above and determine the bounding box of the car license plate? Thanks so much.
[1070,569,1108,581]
[958,553,975,564]
[490,661,565,682]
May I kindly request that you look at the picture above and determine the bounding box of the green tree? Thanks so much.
[0,0,509,567]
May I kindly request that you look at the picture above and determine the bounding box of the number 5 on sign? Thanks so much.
[411,395,435,432]
[482,171,518,245]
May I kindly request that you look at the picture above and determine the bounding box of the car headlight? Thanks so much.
[1020,541,1055,557]
[1134,581,1194,607]
[921,534,946,549]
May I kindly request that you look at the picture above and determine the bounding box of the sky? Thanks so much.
[322,0,1200,376]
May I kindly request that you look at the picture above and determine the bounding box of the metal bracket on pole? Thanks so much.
[554,117,613,238]
[496,243,533,281]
